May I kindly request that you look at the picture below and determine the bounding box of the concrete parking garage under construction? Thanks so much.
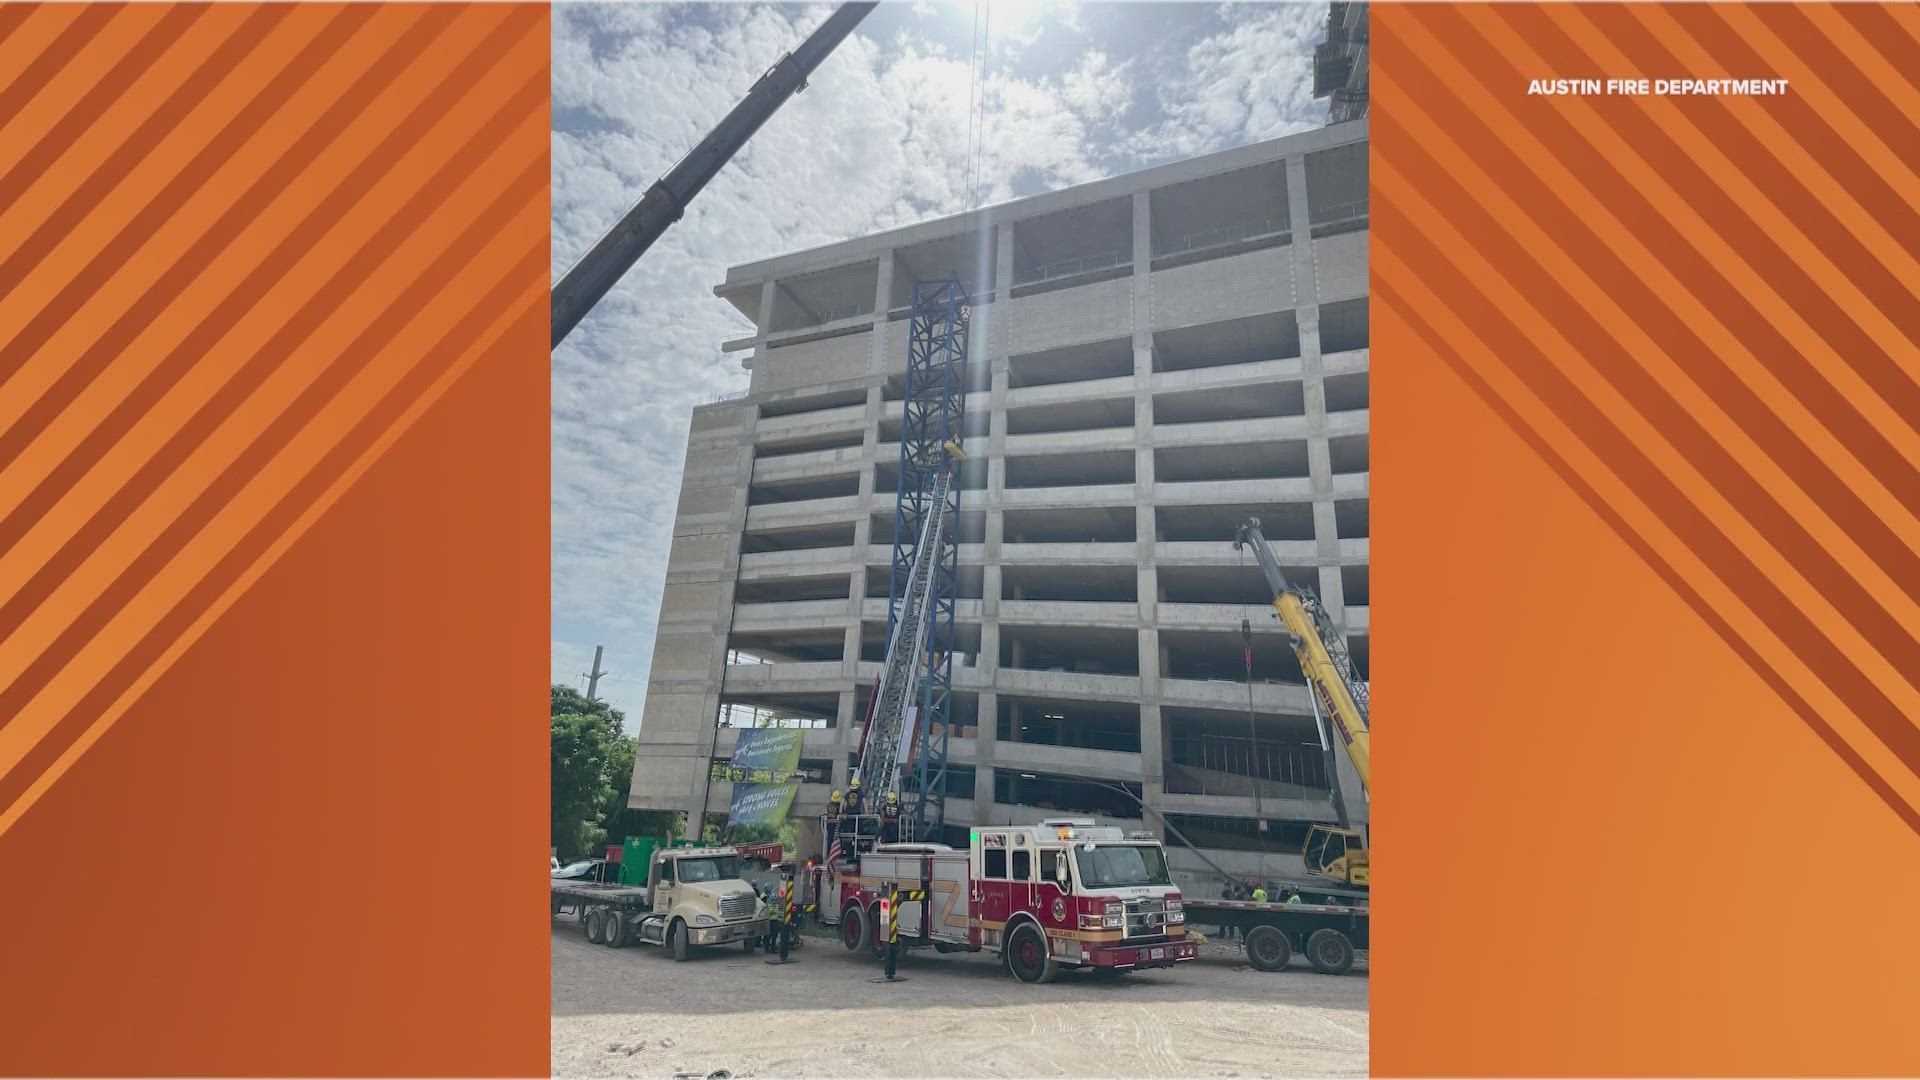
[628,119,1370,891]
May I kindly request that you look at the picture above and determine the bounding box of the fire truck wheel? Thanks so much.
[1245,925,1291,972]
[1305,928,1354,975]
[1005,923,1058,984]
[669,919,689,962]
[867,903,889,959]
[585,909,606,945]
[842,902,872,953]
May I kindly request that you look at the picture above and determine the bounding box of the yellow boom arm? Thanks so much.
[1234,519,1370,792]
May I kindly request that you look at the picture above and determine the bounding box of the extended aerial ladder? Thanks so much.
[1233,517,1371,889]
[853,453,961,800]
[850,278,971,842]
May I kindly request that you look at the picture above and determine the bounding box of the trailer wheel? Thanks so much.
[1245,925,1292,972]
[1005,923,1058,984]
[585,908,606,945]
[606,913,630,948]
[842,901,871,954]
[1305,928,1354,975]
[669,919,689,962]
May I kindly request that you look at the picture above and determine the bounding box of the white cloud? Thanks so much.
[551,3,1333,727]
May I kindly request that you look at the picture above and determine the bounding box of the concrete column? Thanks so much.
[1286,155,1348,623]
[1287,158,1363,827]
[685,285,774,828]
[975,688,997,767]
[835,689,858,789]
[875,251,894,376]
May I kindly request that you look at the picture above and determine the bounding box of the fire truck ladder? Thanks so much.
[853,277,970,841]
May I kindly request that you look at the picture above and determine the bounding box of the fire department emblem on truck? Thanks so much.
[1052,896,1065,920]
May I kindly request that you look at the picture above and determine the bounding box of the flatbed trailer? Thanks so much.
[551,847,771,960]
[1184,898,1368,975]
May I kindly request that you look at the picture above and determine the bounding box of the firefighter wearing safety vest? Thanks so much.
[880,790,900,843]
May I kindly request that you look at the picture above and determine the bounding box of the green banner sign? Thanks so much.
[725,729,805,826]
[728,781,798,826]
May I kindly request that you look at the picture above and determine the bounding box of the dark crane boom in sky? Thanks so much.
[550,2,879,350]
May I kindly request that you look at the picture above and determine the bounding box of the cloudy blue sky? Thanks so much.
[552,1,1334,724]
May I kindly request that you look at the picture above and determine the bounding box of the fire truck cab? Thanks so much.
[809,818,1196,983]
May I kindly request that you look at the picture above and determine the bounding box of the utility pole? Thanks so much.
[585,645,607,702]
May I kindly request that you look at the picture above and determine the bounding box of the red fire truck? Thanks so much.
[804,815,1196,983]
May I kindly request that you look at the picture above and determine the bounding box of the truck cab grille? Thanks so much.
[1124,898,1169,939]
[719,893,758,922]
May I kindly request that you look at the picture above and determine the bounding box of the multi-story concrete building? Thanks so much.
[630,120,1369,889]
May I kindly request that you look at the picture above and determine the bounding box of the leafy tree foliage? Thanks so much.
[549,684,679,858]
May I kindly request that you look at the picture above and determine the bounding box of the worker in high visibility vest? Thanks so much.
[1284,887,1303,905]
[1251,885,1268,904]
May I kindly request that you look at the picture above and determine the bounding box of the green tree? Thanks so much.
[549,684,680,858]
[550,709,614,859]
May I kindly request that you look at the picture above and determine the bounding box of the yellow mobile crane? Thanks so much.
[1233,518,1370,891]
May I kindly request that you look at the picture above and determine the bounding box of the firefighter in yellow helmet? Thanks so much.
[845,777,864,815]
[880,790,900,843]
[827,789,843,818]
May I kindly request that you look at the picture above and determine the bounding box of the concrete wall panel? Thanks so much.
[650,632,719,676]
[1150,245,1294,330]
[1009,276,1131,354]
[1314,231,1369,303]
[666,532,730,574]
[676,486,734,518]
[760,330,872,394]
[657,581,724,624]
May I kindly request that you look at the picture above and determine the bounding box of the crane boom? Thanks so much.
[549,2,879,349]
[1234,518,1370,791]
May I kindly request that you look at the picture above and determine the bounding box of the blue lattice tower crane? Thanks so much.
[851,276,970,843]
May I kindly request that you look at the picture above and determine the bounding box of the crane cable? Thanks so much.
[963,0,988,211]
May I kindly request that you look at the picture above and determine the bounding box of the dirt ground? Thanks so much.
[552,921,1367,1079]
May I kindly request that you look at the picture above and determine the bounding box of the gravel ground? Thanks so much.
[552,922,1367,1079]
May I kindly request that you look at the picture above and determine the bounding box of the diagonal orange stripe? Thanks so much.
[1495,5,1920,432]
[0,3,461,527]
[1807,6,1920,197]
[1379,14,1920,658]
[0,5,286,332]
[0,3,380,477]
[0,4,116,131]
[0,280,545,841]
[1374,271,1920,842]
[1442,7,1920,516]
[0,72,546,783]
[1616,5,1920,350]
[1839,4,1920,115]
[0,4,46,68]
[0,154,545,807]
[1747,5,1920,211]
[0,7,528,653]
[1372,176,1920,793]
[0,5,209,239]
